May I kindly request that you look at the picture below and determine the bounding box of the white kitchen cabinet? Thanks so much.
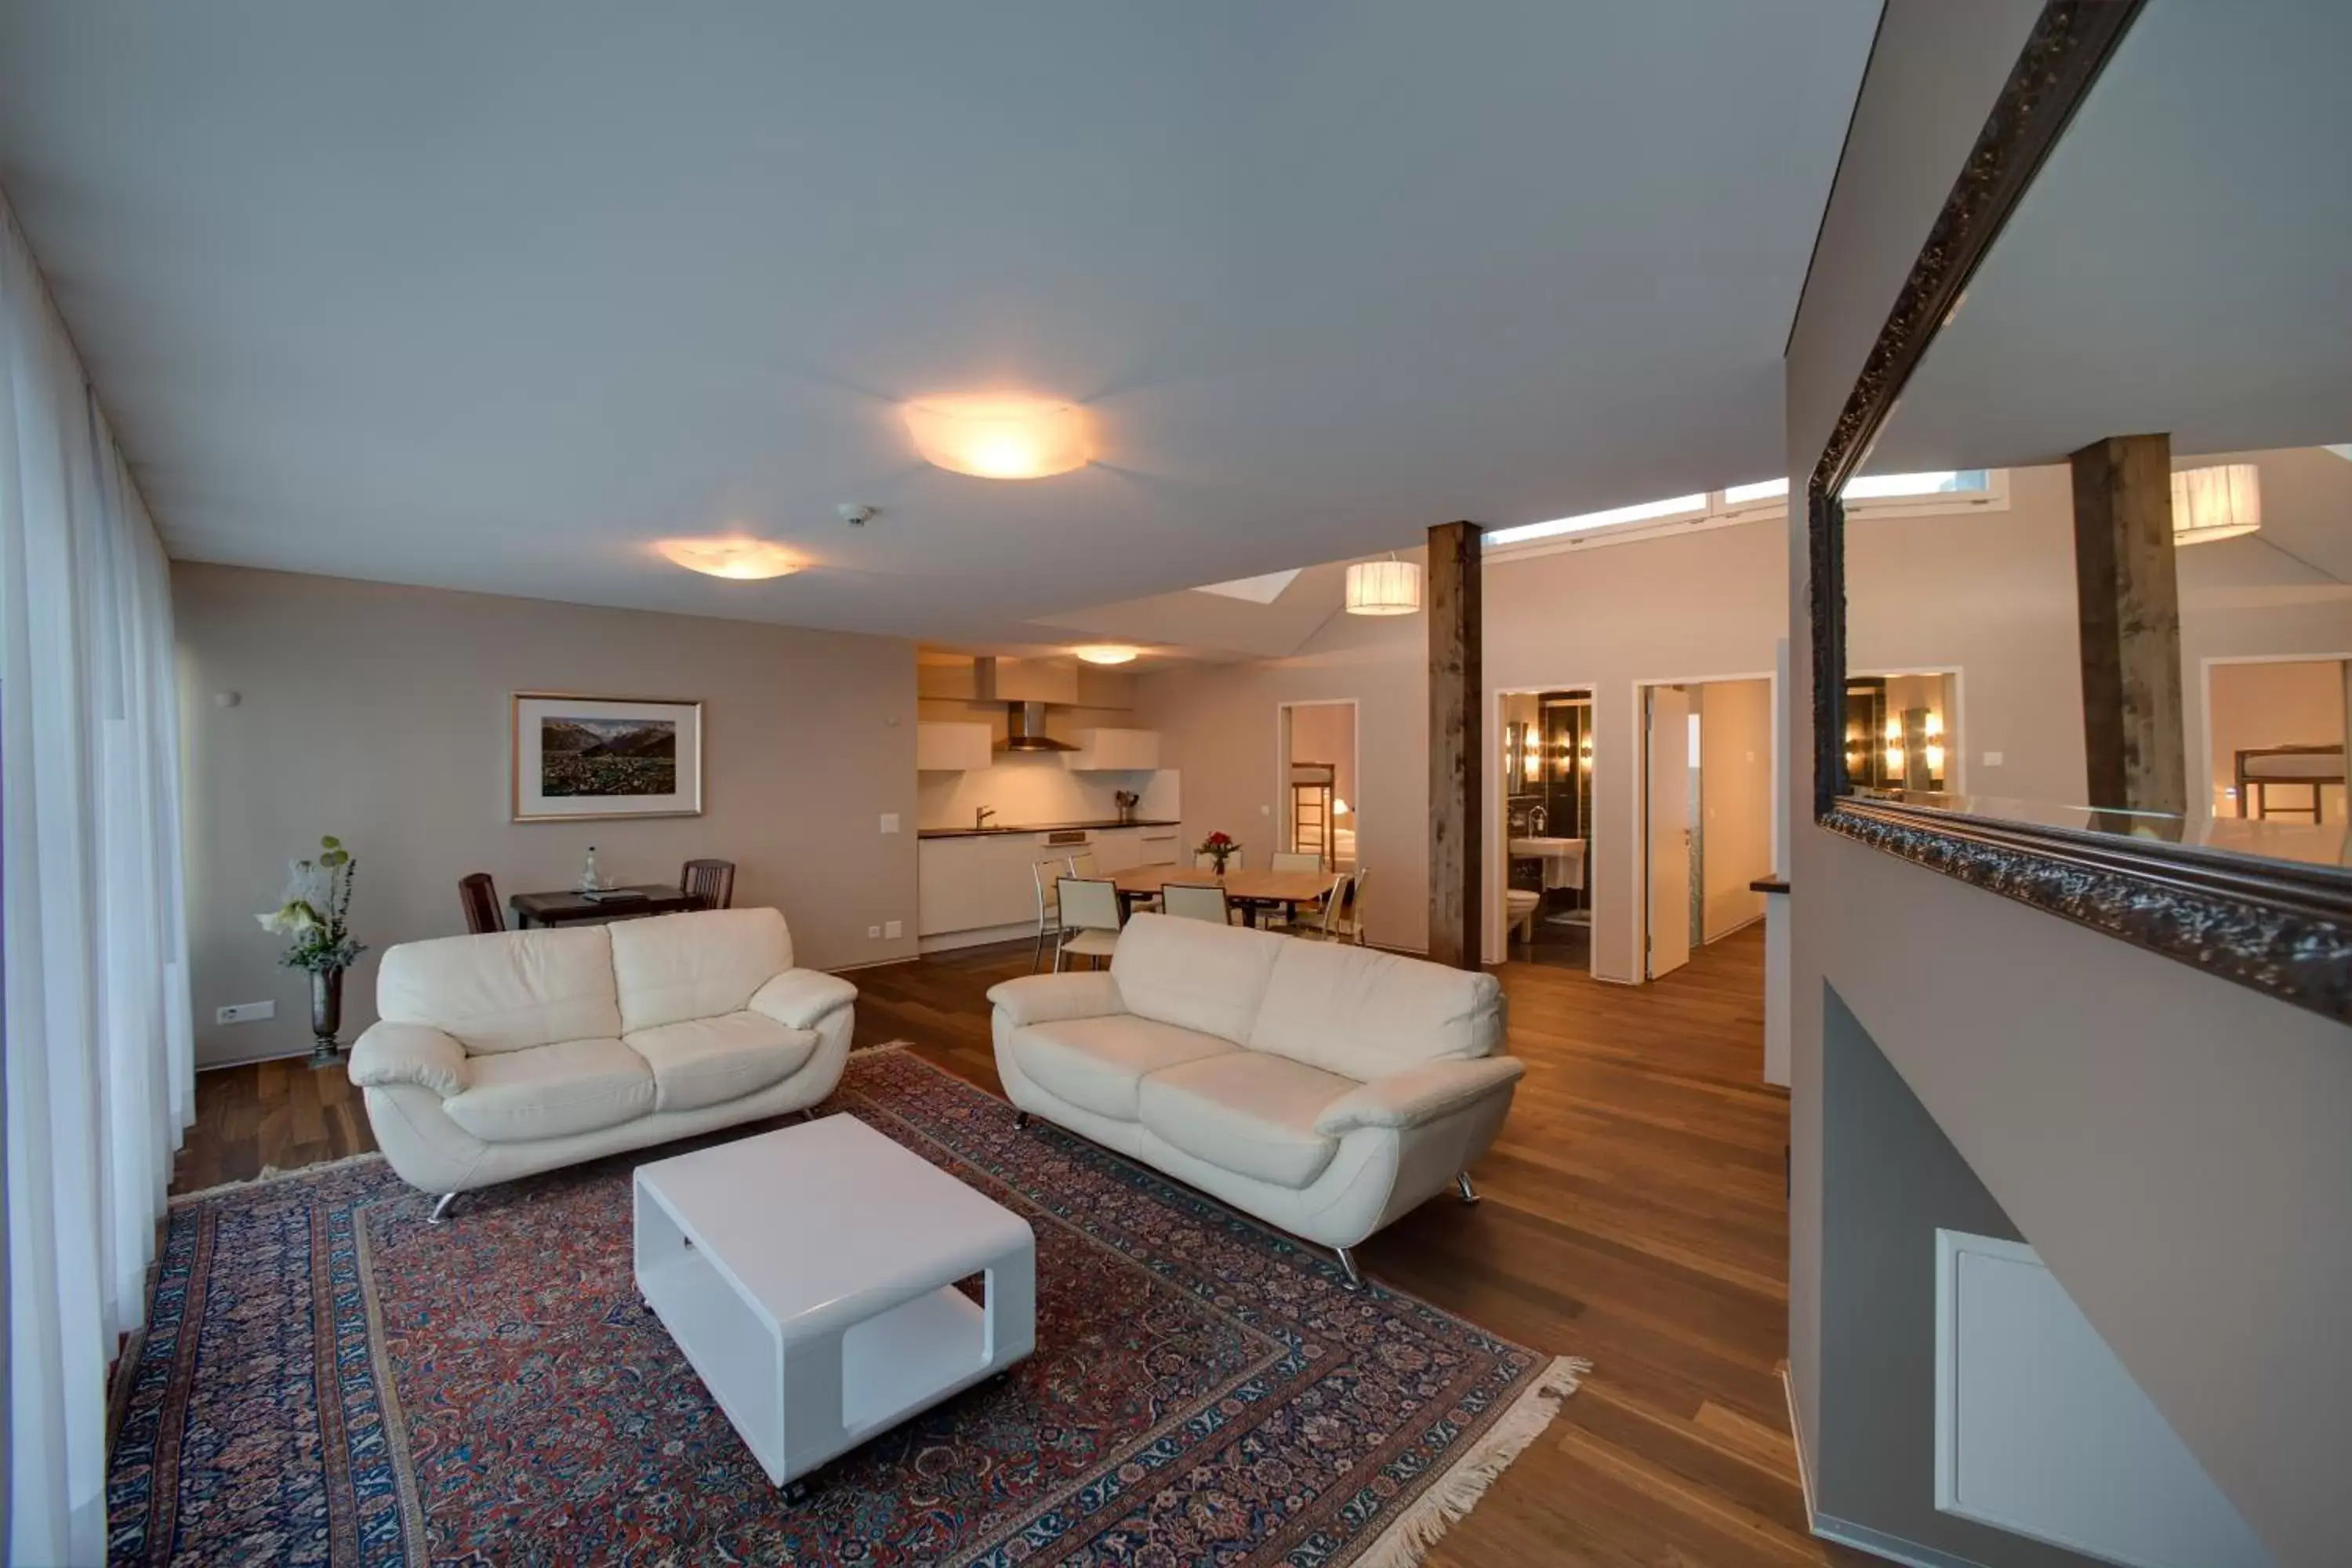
[1089,829,1145,873]
[1137,826,1181,866]
[916,721,993,771]
[918,833,1044,937]
[1063,728,1160,771]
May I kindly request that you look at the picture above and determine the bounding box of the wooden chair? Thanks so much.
[681,858,735,910]
[459,872,503,935]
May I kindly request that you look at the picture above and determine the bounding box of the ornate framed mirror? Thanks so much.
[1808,0,2352,1022]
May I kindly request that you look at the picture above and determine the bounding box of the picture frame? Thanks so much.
[511,693,705,822]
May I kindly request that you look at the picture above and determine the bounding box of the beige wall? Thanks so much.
[1135,614,1425,948]
[1785,4,2352,1562]
[176,563,920,1067]
[1698,678,1773,942]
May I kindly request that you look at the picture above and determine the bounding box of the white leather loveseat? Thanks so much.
[988,913,1523,1283]
[350,907,855,1220]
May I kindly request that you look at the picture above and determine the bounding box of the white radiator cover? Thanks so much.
[1934,1230,2272,1567]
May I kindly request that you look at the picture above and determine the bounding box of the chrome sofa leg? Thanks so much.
[1335,1246,1364,1289]
[1455,1172,1481,1206]
[426,1192,459,1226]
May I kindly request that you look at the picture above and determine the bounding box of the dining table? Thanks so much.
[509,884,708,929]
[1108,865,1338,929]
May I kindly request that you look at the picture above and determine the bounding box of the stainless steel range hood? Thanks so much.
[1002,702,1077,752]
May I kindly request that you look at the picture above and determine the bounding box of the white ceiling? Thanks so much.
[0,2,1877,645]
[1864,0,2352,477]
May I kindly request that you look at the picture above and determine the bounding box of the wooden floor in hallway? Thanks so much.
[176,924,1859,1565]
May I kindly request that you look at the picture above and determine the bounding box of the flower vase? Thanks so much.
[1211,851,1232,876]
[310,967,346,1068]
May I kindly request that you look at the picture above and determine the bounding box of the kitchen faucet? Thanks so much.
[975,805,996,829]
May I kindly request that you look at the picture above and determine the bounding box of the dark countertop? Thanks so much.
[918,818,1181,840]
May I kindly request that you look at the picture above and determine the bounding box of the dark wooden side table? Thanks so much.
[510,884,706,929]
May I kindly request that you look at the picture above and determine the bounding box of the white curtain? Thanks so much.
[2,194,196,1566]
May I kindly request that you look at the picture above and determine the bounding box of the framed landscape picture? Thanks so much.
[512,693,704,822]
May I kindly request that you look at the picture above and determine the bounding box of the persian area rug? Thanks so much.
[110,1045,1582,1566]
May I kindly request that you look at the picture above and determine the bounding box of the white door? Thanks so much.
[1646,686,1693,979]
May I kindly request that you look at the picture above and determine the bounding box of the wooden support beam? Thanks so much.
[2070,433,2187,818]
[1428,520,1483,969]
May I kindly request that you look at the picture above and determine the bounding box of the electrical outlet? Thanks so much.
[880,812,900,834]
[868,924,883,939]
[216,1000,275,1025]
[884,919,903,939]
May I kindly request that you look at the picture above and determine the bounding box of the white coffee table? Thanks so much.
[633,1114,1036,1486]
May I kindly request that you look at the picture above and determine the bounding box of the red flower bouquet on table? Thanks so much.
[1197,831,1240,874]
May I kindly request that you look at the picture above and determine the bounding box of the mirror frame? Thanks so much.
[1807,0,2352,1025]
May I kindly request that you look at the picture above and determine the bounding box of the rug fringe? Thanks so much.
[1351,1354,1590,1568]
[171,1149,387,1205]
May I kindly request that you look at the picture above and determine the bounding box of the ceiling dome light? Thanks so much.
[1072,644,1140,666]
[904,395,1094,479]
[1345,557,1422,616]
[2171,463,2261,546]
[655,538,804,579]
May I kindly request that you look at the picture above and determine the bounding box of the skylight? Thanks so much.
[1193,569,1302,604]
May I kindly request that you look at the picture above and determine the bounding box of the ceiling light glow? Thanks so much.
[1072,644,1140,666]
[655,538,804,580]
[904,395,1094,479]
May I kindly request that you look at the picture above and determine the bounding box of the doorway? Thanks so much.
[1497,686,1595,970]
[1276,700,1358,871]
[1640,674,1776,981]
[2201,655,2350,831]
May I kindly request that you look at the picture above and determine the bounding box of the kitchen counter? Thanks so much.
[916,818,1180,840]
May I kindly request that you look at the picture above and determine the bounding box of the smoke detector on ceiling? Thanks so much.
[837,503,877,527]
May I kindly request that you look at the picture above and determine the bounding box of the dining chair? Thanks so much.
[1054,877,1124,971]
[1301,870,1367,945]
[458,872,503,935]
[1159,881,1233,925]
[1031,857,1078,972]
[680,858,736,910]
[1269,851,1322,874]
[1074,848,1156,912]
[1192,849,1246,872]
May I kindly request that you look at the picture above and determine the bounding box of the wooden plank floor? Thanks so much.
[175,927,1860,1565]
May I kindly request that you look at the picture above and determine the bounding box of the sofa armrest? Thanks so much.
[348,1022,470,1098]
[986,971,1125,1029]
[1314,1056,1526,1136]
[750,968,859,1032]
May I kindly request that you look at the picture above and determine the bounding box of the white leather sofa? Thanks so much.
[988,913,1522,1284]
[349,907,855,1219]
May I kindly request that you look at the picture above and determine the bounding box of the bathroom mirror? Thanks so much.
[1809,0,2352,1021]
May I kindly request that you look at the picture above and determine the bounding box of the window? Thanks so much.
[1842,469,1991,499]
[1482,493,1708,550]
[1483,468,2008,561]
